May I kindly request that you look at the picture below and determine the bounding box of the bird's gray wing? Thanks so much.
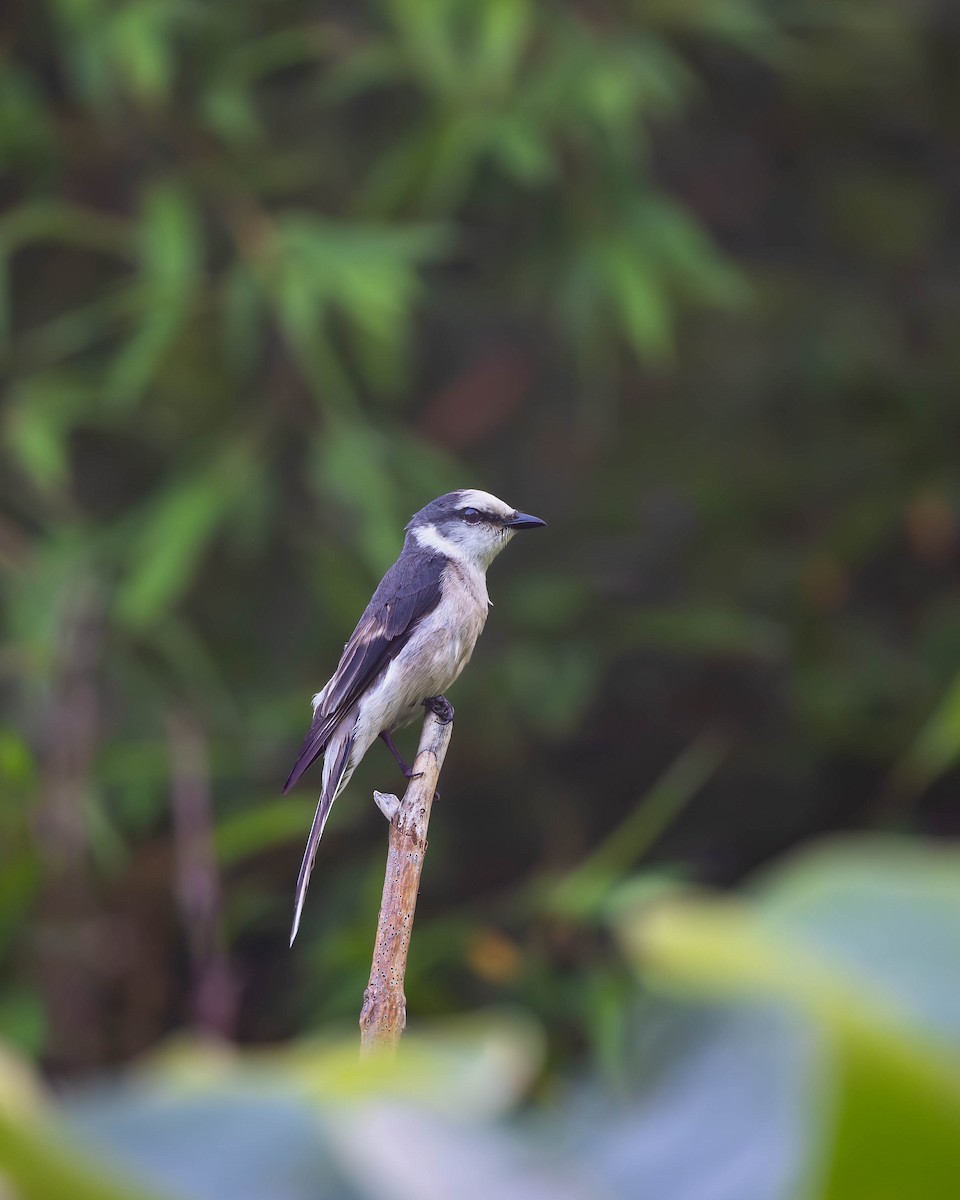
[281,549,445,794]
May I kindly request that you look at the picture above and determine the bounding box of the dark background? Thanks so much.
[2,6,960,1194]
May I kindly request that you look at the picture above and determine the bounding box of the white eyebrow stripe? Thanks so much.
[414,524,467,561]
[458,489,513,517]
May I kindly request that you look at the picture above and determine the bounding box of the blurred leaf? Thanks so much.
[487,115,554,184]
[594,237,674,360]
[107,1,181,105]
[115,446,253,630]
[257,215,448,403]
[0,730,34,787]
[108,183,202,406]
[215,796,319,865]
[0,201,133,260]
[889,671,960,802]
[0,1042,164,1200]
[5,395,69,490]
[755,840,960,1044]
[543,736,724,919]
[472,0,531,90]
[387,0,461,94]
[57,1016,552,1200]
[622,840,960,1200]
[198,80,260,145]
[3,374,97,490]
[637,197,750,308]
[0,991,46,1058]
[10,289,139,371]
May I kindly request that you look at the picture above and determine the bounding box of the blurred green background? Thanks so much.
[3,1,960,1197]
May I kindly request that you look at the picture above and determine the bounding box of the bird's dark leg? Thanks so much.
[423,695,455,724]
[380,729,440,802]
[379,731,420,779]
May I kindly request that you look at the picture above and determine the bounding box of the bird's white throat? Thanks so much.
[413,523,511,572]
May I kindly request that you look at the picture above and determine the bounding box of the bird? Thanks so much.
[283,489,546,944]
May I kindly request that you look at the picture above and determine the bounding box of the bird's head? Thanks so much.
[407,489,546,570]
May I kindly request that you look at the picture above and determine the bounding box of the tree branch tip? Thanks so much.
[373,790,401,822]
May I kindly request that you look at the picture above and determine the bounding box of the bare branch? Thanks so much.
[359,709,453,1055]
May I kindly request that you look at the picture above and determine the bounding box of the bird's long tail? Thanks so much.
[289,724,355,945]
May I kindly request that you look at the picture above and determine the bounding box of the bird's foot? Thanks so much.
[380,731,422,779]
[373,791,401,822]
[423,694,455,724]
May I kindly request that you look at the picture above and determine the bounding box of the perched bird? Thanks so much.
[283,489,546,944]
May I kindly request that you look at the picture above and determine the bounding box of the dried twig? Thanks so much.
[359,708,453,1054]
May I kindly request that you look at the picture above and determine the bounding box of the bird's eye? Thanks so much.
[461,507,482,524]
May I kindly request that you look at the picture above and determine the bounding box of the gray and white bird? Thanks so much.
[283,489,546,944]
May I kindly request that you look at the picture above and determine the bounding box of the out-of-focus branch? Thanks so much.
[33,577,104,1072]
[167,711,237,1037]
[359,709,452,1055]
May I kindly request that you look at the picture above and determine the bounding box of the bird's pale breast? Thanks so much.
[350,559,489,756]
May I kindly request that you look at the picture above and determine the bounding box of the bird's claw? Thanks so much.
[423,694,455,724]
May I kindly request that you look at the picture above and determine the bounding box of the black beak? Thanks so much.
[504,511,547,530]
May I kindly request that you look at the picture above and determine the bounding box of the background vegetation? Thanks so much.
[2,1,960,1196]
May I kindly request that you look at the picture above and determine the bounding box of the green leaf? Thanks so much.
[4,385,71,489]
[0,729,35,787]
[115,447,252,630]
[473,0,531,88]
[593,237,673,359]
[622,840,960,1200]
[890,671,960,800]
[387,0,461,94]
[543,736,724,919]
[108,2,175,104]
[0,1043,164,1200]
[215,796,320,865]
[261,215,448,403]
[107,182,201,406]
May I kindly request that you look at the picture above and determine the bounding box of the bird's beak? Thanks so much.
[503,511,547,530]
